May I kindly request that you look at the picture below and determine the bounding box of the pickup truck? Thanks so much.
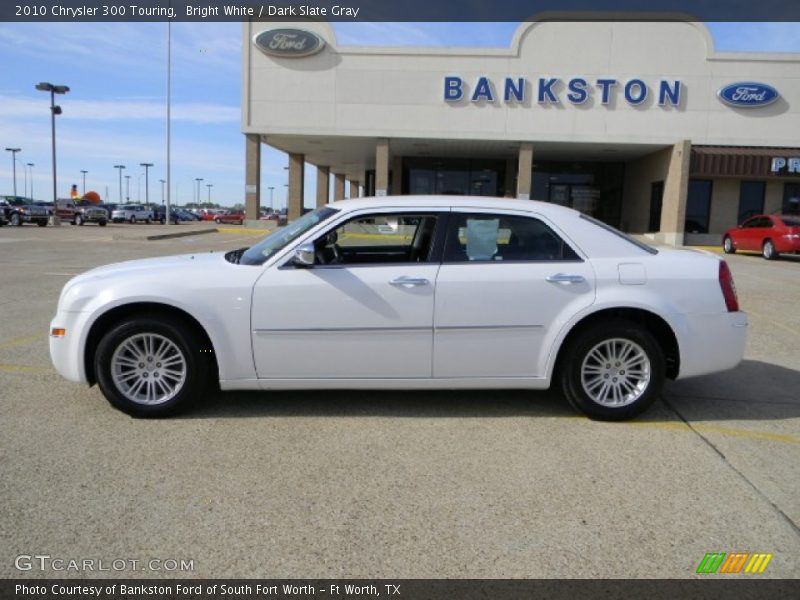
[0,196,50,226]
[111,204,154,224]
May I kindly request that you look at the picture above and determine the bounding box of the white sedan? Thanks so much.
[50,196,747,420]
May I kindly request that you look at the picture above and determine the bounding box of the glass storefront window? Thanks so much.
[737,181,765,223]
[685,179,713,233]
[405,158,505,197]
[784,183,800,215]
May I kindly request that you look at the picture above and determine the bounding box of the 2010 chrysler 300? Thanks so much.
[50,197,747,420]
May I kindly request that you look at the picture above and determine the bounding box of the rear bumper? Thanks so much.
[677,311,748,379]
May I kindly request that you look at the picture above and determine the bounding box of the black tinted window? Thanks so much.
[444,213,579,262]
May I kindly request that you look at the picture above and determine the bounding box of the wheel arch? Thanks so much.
[552,307,680,382]
[84,302,218,386]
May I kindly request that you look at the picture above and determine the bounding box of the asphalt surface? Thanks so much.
[0,221,798,579]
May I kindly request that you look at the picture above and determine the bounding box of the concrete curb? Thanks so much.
[145,228,219,241]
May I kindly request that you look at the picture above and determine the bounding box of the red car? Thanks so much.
[214,210,245,225]
[722,214,800,260]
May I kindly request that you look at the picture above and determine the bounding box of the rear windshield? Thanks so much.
[579,214,658,254]
[780,216,800,227]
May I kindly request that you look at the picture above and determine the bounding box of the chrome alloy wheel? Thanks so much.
[580,338,651,407]
[110,333,187,405]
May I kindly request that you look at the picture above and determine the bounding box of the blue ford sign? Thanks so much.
[254,29,325,58]
[717,82,779,108]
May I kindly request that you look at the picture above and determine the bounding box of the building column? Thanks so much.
[245,134,261,222]
[517,142,533,199]
[391,155,403,195]
[375,138,389,196]
[504,158,516,198]
[348,179,360,199]
[333,173,345,201]
[658,139,691,246]
[287,152,304,222]
[316,165,330,208]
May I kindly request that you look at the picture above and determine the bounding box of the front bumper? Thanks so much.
[49,311,91,384]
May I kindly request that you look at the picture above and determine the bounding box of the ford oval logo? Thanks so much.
[254,28,325,58]
[717,82,779,108]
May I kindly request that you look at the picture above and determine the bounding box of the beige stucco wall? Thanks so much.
[621,147,672,232]
[244,20,800,147]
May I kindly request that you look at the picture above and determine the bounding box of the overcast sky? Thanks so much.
[1,22,799,207]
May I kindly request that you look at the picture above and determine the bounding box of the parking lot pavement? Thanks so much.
[0,225,798,579]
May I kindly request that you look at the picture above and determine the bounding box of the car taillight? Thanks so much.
[718,260,739,312]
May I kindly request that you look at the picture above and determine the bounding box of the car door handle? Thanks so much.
[389,276,430,288]
[546,273,586,284]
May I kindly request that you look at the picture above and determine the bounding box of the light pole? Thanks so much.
[206,183,213,204]
[140,162,153,208]
[27,163,34,200]
[114,165,125,203]
[80,169,88,195]
[124,175,131,202]
[35,82,69,209]
[268,186,275,212]
[195,178,203,205]
[159,179,165,205]
[5,148,21,197]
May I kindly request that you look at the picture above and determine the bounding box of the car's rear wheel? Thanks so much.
[762,239,779,260]
[559,320,664,421]
[722,236,735,254]
[94,317,211,417]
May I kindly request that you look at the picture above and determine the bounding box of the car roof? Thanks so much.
[327,195,581,219]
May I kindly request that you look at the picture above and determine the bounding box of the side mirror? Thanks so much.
[293,243,315,267]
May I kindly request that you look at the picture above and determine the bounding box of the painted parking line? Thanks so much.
[0,333,45,349]
[0,363,53,374]
[628,419,800,446]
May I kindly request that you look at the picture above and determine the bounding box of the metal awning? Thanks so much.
[690,146,800,178]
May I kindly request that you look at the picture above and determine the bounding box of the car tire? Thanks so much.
[214,218,221,224]
[36,220,48,227]
[558,319,665,421]
[762,239,779,260]
[146,218,151,224]
[75,215,84,226]
[94,317,212,417]
[722,236,735,254]
[99,220,107,227]
[160,217,166,225]
[10,213,21,226]
[129,216,136,224]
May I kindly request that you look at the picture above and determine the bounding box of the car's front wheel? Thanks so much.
[10,213,21,226]
[762,239,779,260]
[129,216,136,224]
[722,236,735,254]
[94,317,212,417]
[75,214,84,226]
[559,320,664,421]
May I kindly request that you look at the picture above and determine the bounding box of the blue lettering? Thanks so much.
[596,79,617,104]
[471,76,495,102]
[624,79,648,105]
[538,78,560,103]
[444,76,463,102]
[658,80,681,106]
[504,77,525,103]
[567,78,588,104]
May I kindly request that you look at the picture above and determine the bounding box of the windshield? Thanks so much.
[240,206,338,266]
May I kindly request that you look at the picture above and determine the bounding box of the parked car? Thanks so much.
[111,204,154,224]
[177,209,200,221]
[199,209,225,221]
[722,214,800,260]
[72,204,108,226]
[214,210,245,225]
[260,212,288,226]
[152,205,183,225]
[50,196,747,419]
[1,197,50,226]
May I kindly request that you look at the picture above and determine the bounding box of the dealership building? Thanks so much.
[241,18,800,245]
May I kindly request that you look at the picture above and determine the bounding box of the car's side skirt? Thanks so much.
[219,377,551,391]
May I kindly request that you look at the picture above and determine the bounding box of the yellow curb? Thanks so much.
[217,227,269,235]
[627,420,799,446]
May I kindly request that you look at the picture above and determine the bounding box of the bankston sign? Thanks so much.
[254,29,325,58]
